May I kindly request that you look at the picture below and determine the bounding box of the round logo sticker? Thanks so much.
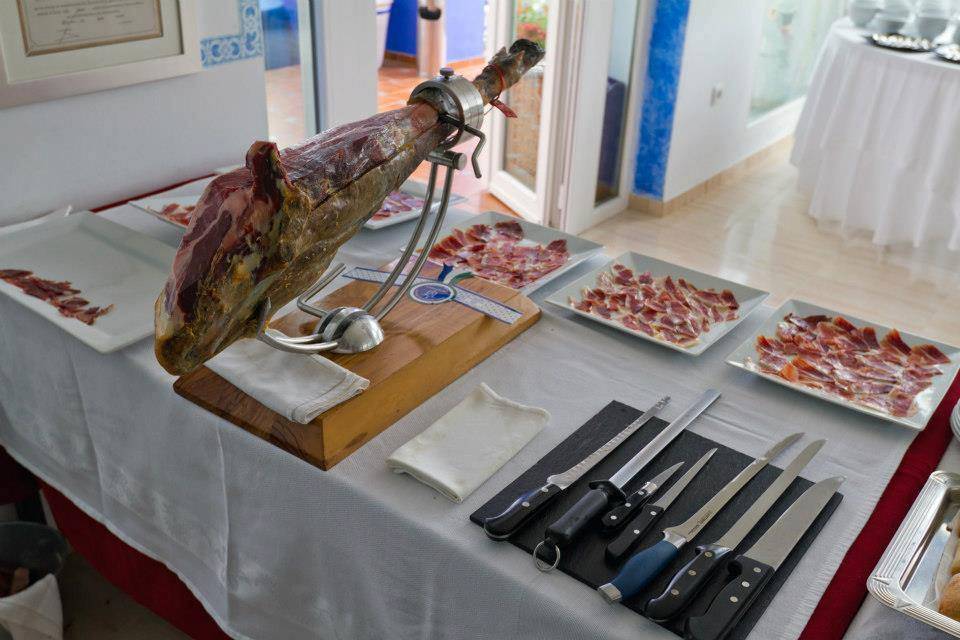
[409,282,456,305]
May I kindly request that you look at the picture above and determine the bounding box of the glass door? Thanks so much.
[485,0,643,233]
[485,0,562,224]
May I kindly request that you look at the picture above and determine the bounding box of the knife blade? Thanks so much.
[534,390,721,570]
[605,449,716,563]
[645,438,825,620]
[600,461,685,530]
[597,432,802,602]
[685,475,844,640]
[482,396,670,540]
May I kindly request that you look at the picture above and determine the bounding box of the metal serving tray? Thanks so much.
[868,471,960,637]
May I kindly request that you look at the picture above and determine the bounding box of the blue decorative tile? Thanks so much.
[633,0,690,200]
[201,0,264,67]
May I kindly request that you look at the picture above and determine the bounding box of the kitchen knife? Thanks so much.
[482,396,670,540]
[685,475,844,640]
[605,449,717,563]
[645,438,825,621]
[534,390,721,570]
[597,432,802,603]
[600,461,685,530]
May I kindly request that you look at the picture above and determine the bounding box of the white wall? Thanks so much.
[0,0,268,225]
[661,0,803,201]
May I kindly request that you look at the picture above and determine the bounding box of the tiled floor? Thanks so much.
[265,58,512,216]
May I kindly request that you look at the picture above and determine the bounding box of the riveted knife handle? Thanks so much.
[685,555,775,640]
[645,543,733,621]
[545,481,621,548]
[483,484,563,540]
[605,504,664,563]
[601,488,651,530]
[601,537,680,603]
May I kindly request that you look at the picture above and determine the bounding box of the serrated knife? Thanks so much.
[534,390,721,570]
[645,438,825,620]
[482,396,671,540]
[685,475,844,640]
[598,432,802,603]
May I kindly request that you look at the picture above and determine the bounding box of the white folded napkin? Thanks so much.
[0,574,62,640]
[206,334,369,424]
[387,383,549,503]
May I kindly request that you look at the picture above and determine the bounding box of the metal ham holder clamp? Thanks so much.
[256,67,486,355]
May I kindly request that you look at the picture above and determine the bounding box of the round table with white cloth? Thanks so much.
[792,18,960,250]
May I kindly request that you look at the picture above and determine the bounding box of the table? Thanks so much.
[0,178,949,639]
[792,18,960,250]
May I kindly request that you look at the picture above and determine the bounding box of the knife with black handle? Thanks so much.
[685,476,843,640]
[597,432,802,603]
[600,462,684,530]
[605,449,716,563]
[482,396,670,540]
[534,390,721,571]
[645,439,825,621]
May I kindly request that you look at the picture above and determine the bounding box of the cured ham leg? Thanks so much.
[155,40,544,375]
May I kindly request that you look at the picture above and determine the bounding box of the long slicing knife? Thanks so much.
[645,438,826,621]
[597,431,803,603]
[685,476,844,640]
[534,390,721,570]
[605,448,717,563]
[482,396,670,540]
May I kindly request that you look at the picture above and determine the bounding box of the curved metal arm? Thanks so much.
[256,299,339,353]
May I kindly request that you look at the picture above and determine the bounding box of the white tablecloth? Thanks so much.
[0,178,947,639]
[793,18,960,250]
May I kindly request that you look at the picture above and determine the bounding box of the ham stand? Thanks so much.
[255,67,486,355]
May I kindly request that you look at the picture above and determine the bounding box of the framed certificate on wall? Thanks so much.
[0,0,199,108]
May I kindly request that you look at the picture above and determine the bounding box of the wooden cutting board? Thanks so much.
[174,265,540,469]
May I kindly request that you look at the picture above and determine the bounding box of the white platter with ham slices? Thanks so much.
[545,252,769,355]
[363,180,465,230]
[0,213,175,353]
[424,211,603,294]
[725,299,960,430]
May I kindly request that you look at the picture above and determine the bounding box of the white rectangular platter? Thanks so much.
[129,194,202,229]
[0,213,175,353]
[725,299,960,430]
[426,211,604,294]
[363,180,466,230]
[545,251,769,355]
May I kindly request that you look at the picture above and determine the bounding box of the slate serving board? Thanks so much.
[470,401,842,640]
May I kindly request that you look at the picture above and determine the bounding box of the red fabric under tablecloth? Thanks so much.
[799,375,960,640]
[40,481,231,640]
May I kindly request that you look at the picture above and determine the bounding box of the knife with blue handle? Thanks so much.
[482,396,670,540]
[645,438,825,621]
[535,390,721,571]
[605,449,716,563]
[597,432,802,603]
[685,476,844,640]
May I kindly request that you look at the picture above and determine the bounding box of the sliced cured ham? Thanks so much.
[751,313,951,417]
[428,221,570,289]
[0,269,113,325]
[567,263,740,348]
[370,191,426,221]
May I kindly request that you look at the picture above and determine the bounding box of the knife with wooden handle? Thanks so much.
[605,449,716,563]
[597,432,803,603]
[645,438,825,621]
[685,476,844,640]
